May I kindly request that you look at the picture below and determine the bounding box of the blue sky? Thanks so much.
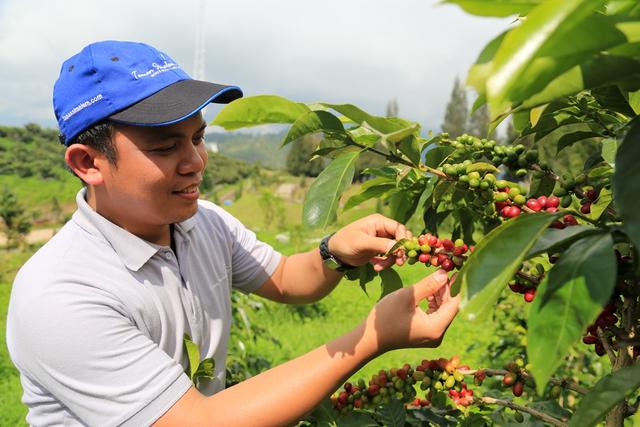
[0,0,511,133]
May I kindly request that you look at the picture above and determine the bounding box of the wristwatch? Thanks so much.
[320,233,356,272]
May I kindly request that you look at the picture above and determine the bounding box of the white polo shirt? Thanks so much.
[6,189,281,427]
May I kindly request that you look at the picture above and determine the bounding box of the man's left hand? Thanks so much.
[328,214,410,272]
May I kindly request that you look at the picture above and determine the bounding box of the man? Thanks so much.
[6,40,459,426]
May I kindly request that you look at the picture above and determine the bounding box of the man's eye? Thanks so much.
[193,135,205,145]
[152,145,176,154]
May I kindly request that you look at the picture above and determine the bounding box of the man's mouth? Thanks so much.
[175,184,199,194]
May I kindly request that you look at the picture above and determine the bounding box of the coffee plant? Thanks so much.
[212,1,640,425]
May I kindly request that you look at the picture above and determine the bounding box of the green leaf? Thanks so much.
[386,123,421,144]
[398,135,422,165]
[526,225,599,258]
[569,364,640,427]
[556,131,603,153]
[192,357,216,389]
[521,55,640,110]
[281,110,346,147]
[452,213,558,321]
[528,232,616,394]
[375,398,406,427]
[529,173,557,198]
[591,187,613,220]
[343,183,395,211]
[379,268,403,300]
[628,89,640,114]
[613,118,640,249]
[344,263,377,296]
[442,0,540,17]
[384,239,408,257]
[486,0,613,117]
[388,189,421,224]
[320,103,414,134]
[424,146,455,168]
[183,334,200,379]
[601,138,619,165]
[303,151,360,229]
[211,95,309,130]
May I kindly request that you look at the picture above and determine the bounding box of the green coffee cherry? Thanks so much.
[516,168,528,178]
[561,195,572,208]
[513,194,526,205]
[508,187,521,198]
[495,192,509,202]
[469,178,480,188]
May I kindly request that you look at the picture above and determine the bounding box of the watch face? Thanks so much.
[323,257,342,270]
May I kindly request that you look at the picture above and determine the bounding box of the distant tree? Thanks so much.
[441,76,469,138]
[0,187,32,247]
[285,134,325,177]
[467,104,496,139]
[386,98,399,118]
[504,118,520,145]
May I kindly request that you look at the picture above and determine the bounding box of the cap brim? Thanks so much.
[109,79,242,126]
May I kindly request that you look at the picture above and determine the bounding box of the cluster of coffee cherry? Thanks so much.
[400,234,473,272]
[500,361,529,397]
[581,252,640,359]
[331,356,474,413]
[583,302,618,356]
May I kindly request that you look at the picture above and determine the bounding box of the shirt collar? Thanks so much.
[71,188,195,271]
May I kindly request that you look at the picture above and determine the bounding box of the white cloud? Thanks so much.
[0,0,511,131]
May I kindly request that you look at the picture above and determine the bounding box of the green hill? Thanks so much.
[207,131,289,169]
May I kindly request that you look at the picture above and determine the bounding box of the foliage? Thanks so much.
[0,187,32,248]
[442,76,469,139]
[213,1,640,425]
[286,134,326,177]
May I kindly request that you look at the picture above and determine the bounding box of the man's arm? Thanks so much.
[254,214,408,304]
[154,269,458,427]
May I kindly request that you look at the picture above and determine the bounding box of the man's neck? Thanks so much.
[86,186,172,246]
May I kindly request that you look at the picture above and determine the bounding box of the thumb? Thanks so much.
[362,235,397,256]
[412,269,449,301]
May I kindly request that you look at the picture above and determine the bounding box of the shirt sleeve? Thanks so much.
[7,280,193,427]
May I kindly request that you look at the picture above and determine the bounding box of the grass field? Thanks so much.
[0,176,493,425]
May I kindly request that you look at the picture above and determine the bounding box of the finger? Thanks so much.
[371,256,396,270]
[412,269,449,301]
[370,215,405,240]
[360,234,399,256]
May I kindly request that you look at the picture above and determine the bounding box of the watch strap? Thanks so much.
[320,233,355,272]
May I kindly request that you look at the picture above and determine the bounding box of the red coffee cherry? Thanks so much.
[442,239,455,251]
[526,198,542,212]
[547,196,560,208]
[563,214,578,226]
[524,289,536,303]
[418,253,430,263]
[537,195,548,208]
[582,335,598,345]
[580,202,592,214]
[512,381,524,397]
[585,188,598,201]
[441,258,454,272]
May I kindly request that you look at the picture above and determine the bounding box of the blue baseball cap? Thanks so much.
[53,40,243,145]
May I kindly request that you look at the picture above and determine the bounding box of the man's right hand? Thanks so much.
[361,269,460,354]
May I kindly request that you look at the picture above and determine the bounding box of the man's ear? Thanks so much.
[65,145,105,186]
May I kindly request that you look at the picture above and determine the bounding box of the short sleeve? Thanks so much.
[7,282,192,427]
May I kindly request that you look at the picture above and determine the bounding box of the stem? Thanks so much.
[596,326,617,365]
[347,137,416,168]
[459,369,588,395]
[516,271,541,286]
[605,295,636,427]
[475,396,567,427]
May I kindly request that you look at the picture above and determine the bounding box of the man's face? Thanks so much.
[93,113,208,243]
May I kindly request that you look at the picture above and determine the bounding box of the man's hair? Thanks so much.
[59,121,118,164]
